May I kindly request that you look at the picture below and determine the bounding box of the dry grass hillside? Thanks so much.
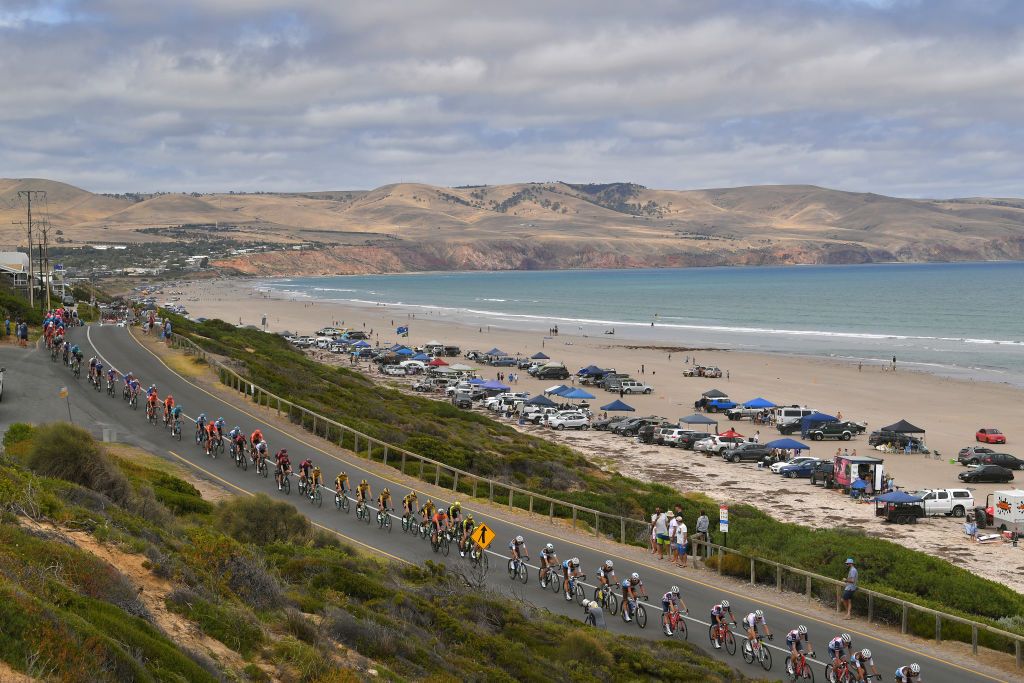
[2,178,1023,274]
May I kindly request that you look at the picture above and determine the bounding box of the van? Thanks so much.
[774,406,816,432]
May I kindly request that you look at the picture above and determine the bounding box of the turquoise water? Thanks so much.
[262,262,1024,384]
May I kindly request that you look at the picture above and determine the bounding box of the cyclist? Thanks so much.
[661,585,688,636]
[448,501,462,527]
[561,556,582,601]
[128,376,141,401]
[106,366,117,391]
[229,426,245,456]
[62,340,71,364]
[253,439,268,469]
[742,609,772,650]
[430,506,448,545]
[828,633,854,674]
[146,389,160,420]
[401,490,417,522]
[538,543,559,588]
[170,404,184,434]
[163,393,175,425]
[508,535,528,564]
[458,513,475,556]
[786,625,813,675]
[250,428,264,451]
[709,600,734,648]
[88,356,97,382]
[93,359,104,387]
[70,344,82,365]
[894,663,922,682]
[850,648,880,682]
[596,560,617,595]
[147,384,158,399]
[620,572,648,623]
[377,487,392,515]
[310,464,323,492]
[356,479,372,511]
[275,449,292,490]
[298,458,313,491]
[335,471,350,497]
[205,419,219,455]
[419,499,436,527]
[195,412,208,441]
[214,417,225,437]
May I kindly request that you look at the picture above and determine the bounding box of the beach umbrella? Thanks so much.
[526,395,556,407]
[545,384,569,395]
[600,399,635,412]
[718,428,744,439]
[428,358,449,367]
[561,388,595,400]
[485,347,507,356]
[702,389,728,398]
[764,438,810,451]
[742,397,777,409]
[482,380,510,391]
[531,352,550,360]
[880,419,925,434]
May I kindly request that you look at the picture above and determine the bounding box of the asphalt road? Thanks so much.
[8,325,1006,683]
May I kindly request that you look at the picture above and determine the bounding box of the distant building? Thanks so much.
[0,251,30,286]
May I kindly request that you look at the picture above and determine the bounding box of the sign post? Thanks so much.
[719,504,729,547]
[470,522,494,550]
[59,386,72,423]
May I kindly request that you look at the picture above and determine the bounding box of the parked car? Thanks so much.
[806,420,867,441]
[696,435,746,454]
[915,489,974,517]
[959,465,1015,484]
[769,455,818,474]
[976,428,1007,444]
[522,406,558,424]
[683,365,722,378]
[677,431,714,450]
[592,415,625,431]
[958,446,996,463]
[452,393,474,409]
[965,453,1024,470]
[723,443,772,463]
[618,380,654,395]
[777,458,821,478]
[613,416,669,437]
[490,357,518,367]
[548,411,590,431]
[381,365,408,376]
[809,461,835,487]
[868,430,925,451]
[656,427,689,446]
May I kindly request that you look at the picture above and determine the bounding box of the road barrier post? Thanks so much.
[750,558,755,585]
[868,594,874,623]
[452,471,458,491]
[972,626,978,655]
[936,614,942,643]
[594,512,599,537]
[902,605,909,634]
[806,575,812,601]
[528,496,533,515]
[777,565,782,592]
[620,517,625,544]
[572,507,577,530]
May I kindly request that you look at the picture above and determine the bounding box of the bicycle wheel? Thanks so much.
[240,453,248,471]
[606,591,619,616]
[341,495,350,512]
[549,573,562,594]
[440,536,450,557]
[538,568,548,590]
[675,617,688,640]
[802,662,814,682]
[383,512,391,532]
[760,645,773,671]
[742,641,755,664]
[824,664,834,683]
[573,582,586,606]
[724,631,737,655]
[176,426,182,441]
[313,489,322,508]
[363,505,371,524]
[517,561,528,584]
[335,493,343,510]
[785,657,797,682]
[282,477,290,494]
[508,559,517,580]
[635,603,647,629]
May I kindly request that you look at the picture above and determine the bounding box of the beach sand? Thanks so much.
[172,277,1024,591]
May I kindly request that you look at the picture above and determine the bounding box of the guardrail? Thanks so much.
[168,331,1024,668]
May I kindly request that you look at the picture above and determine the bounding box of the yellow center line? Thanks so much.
[131,330,1006,682]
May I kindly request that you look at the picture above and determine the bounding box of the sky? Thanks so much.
[2,0,1023,197]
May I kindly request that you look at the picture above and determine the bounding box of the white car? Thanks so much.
[619,379,653,394]
[694,435,746,453]
[523,406,558,424]
[547,411,590,430]
[381,365,408,376]
[769,456,818,474]
[485,392,529,411]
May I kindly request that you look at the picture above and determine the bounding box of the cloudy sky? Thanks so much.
[2,0,1023,196]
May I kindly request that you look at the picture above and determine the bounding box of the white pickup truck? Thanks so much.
[916,488,974,517]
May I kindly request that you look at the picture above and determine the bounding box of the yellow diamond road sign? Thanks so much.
[59,387,69,398]
[470,522,493,549]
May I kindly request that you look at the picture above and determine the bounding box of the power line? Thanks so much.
[12,190,46,309]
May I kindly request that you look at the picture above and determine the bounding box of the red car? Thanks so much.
[976,428,1006,445]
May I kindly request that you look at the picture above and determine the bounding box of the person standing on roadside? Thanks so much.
[842,558,858,619]
[668,514,680,564]
[649,508,659,554]
[674,515,688,568]
[654,507,670,560]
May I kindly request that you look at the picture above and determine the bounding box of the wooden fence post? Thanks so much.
[620,517,626,544]
[901,605,909,634]
[572,507,577,530]
[750,558,755,585]
[867,594,874,623]
[776,565,782,592]
[594,512,599,537]
[935,614,942,643]
[452,471,458,491]
[806,575,812,601]
[508,488,513,509]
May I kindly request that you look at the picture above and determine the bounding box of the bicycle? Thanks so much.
[170,417,182,441]
[93,373,102,392]
[106,377,115,397]
[194,426,205,447]
[507,555,529,584]
[665,608,688,639]
[335,491,350,513]
[621,595,648,629]
[825,659,855,683]
[146,403,157,425]
[376,507,391,531]
[72,359,81,379]
[785,650,816,682]
[277,471,291,495]
[468,543,488,571]
[593,583,619,616]
[308,483,323,508]
[742,634,773,672]
[565,573,587,606]
[129,390,138,410]
[356,500,372,525]
[122,384,131,402]
[538,564,557,590]
[50,346,58,362]
[430,525,449,555]
[401,513,418,533]
[709,621,738,656]
[234,444,248,471]
[212,433,225,457]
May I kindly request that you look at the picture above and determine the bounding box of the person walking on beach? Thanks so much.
[842,558,858,619]
[892,355,897,372]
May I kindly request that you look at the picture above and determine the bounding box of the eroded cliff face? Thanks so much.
[213,237,1024,276]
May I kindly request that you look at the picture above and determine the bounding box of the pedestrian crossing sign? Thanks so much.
[470,522,494,549]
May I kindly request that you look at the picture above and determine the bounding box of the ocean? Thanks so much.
[260,262,1024,385]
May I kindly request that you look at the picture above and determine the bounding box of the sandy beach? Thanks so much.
[171,277,1024,591]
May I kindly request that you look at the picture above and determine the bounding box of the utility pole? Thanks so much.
[41,220,52,311]
[13,190,46,309]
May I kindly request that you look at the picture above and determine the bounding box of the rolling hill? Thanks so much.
[2,178,1024,274]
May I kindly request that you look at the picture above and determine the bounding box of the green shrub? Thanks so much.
[25,423,131,506]
[166,586,265,656]
[2,423,35,449]
[216,494,311,545]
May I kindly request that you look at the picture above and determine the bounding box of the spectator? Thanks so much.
[964,515,978,540]
[654,508,670,560]
[695,510,710,548]
[842,558,858,619]
[668,515,680,564]
[674,515,688,568]
[752,430,760,444]
[583,600,606,628]
[4,317,9,336]
[649,509,659,554]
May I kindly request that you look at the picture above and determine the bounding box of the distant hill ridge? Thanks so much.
[2,178,1023,274]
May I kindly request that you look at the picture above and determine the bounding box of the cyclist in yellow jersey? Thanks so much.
[357,479,372,508]
[310,465,323,490]
[378,487,392,513]
[402,491,418,521]
[459,514,476,557]
[335,472,349,496]
[420,499,436,525]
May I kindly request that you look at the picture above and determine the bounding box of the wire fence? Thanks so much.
[170,331,1024,668]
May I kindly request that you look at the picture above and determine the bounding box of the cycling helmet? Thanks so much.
[453,501,461,507]
[545,543,554,552]
[630,572,640,581]
[234,426,240,432]
[860,648,871,659]
[720,599,730,609]
[841,633,852,644]
[360,479,367,486]
[798,625,808,635]
[382,488,389,495]
[166,393,172,400]
[280,449,288,455]
[670,585,680,595]
[570,557,579,566]
[515,535,524,543]
[466,514,474,522]
[754,609,764,619]
[910,664,920,674]
[217,416,223,422]
[603,560,613,569]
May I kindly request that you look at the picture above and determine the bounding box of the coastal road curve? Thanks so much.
[20,325,1008,683]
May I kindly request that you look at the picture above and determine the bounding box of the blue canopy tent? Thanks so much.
[561,388,595,400]
[764,438,810,451]
[468,378,487,385]
[485,347,507,356]
[742,397,777,409]
[600,399,635,412]
[481,380,510,391]
[679,413,719,433]
[411,353,430,361]
[353,340,370,348]
[800,412,837,436]
[548,386,574,396]
[389,343,405,351]
[577,364,603,376]
[544,385,570,395]
[874,491,923,503]
[395,347,415,356]
[525,395,556,407]
[531,352,550,360]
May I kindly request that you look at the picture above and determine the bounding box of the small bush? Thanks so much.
[25,423,131,505]
[2,422,35,449]
[225,551,284,611]
[167,586,265,656]
[216,494,311,545]
[282,607,320,644]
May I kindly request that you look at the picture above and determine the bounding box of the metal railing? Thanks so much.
[168,331,1024,667]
